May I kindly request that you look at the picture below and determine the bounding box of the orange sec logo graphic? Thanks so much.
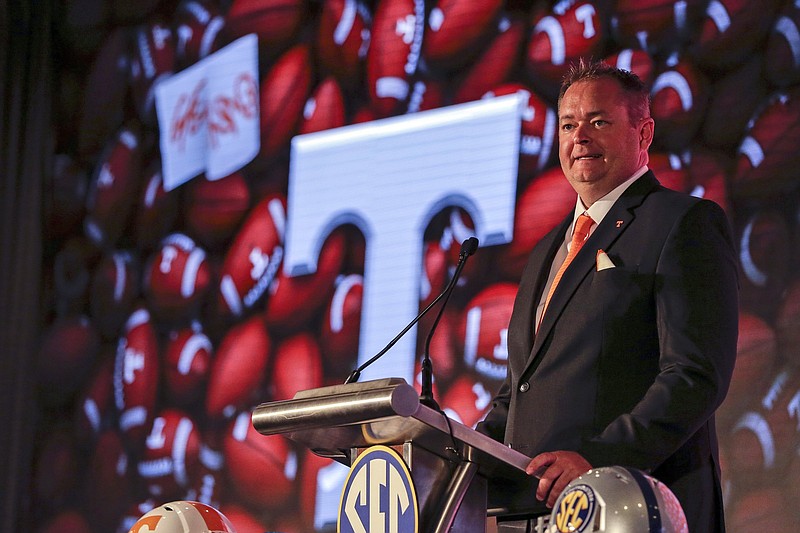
[337,445,419,533]
[554,484,597,533]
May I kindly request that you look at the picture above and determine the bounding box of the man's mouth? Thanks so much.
[574,154,601,160]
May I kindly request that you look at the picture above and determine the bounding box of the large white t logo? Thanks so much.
[285,95,521,381]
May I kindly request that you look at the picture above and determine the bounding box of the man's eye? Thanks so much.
[593,120,607,127]
[561,124,574,131]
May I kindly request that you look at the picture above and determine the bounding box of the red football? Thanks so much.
[350,102,380,124]
[135,158,180,251]
[736,210,792,321]
[259,44,313,162]
[648,152,689,193]
[422,0,503,70]
[405,77,448,113]
[453,14,525,105]
[297,451,349,532]
[173,0,226,69]
[137,408,202,499]
[84,126,143,249]
[690,0,782,71]
[320,273,364,377]
[734,87,800,197]
[764,2,800,88]
[184,172,252,252]
[728,366,800,484]
[263,228,347,331]
[497,166,576,280]
[223,411,298,510]
[434,207,486,295]
[298,76,347,135]
[340,223,367,272]
[420,240,448,310]
[457,282,517,389]
[366,0,426,117]
[701,57,767,151]
[316,0,372,85]
[441,374,495,428]
[226,0,306,55]
[682,148,732,217]
[114,307,160,449]
[89,250,140,340]
[483,83,558,179]
[37,314,101,403]
[144,233,212,323]
[717,312,777,428]
[416,308,461,387]
[649,57,709,151]
[73,355,115,448]
[603,48,655,87]
[526,1,606,102]
[612,0,706,54]
[163,324,213,407]
[129,19,176,127]
[117,501,158,533]
[219,503,271,533]
[761,368,800,461]
[78,28,129,161]
[269,332,324,401]
[205,315,272,420]
[728,487,796,531]
[217,193,286,319]
[184,442,226,508]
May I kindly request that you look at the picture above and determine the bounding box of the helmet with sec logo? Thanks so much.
[549,466,687,533]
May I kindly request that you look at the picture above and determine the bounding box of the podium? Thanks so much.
[251,378,537,532]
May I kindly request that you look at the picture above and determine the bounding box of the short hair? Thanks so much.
[557,58,651,125]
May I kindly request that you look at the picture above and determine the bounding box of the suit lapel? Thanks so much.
[510,215,572,356]
[525,172,659,373]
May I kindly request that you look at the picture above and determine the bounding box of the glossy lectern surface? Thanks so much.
[253,378,527,473]
[251,378,544,526]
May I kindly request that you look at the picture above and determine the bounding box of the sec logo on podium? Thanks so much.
[337,445,419,533]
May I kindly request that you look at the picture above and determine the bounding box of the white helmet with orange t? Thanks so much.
[127,501,236,533]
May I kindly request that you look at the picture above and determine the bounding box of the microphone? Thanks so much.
[344,237,480,389]
[419,236,478,409]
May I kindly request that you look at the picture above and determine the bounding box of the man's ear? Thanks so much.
[640,118,655,150]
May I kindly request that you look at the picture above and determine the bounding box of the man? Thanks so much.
[479,60,738,532]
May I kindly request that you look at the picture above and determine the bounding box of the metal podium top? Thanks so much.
[250,378,531,483]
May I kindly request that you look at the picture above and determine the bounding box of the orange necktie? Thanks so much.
[540,213,594,323]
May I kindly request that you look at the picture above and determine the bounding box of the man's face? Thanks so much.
[557,77,653,205]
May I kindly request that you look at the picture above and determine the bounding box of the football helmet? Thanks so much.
[127,501,236,533]
[549,466,688,533]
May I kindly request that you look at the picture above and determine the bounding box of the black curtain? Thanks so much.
[0,0,54,529]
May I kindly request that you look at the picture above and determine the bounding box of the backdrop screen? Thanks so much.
[35,0,800,531]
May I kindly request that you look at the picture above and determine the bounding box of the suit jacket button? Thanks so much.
[519,382,530,393]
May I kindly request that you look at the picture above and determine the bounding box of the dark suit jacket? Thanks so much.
[480,172,738,532]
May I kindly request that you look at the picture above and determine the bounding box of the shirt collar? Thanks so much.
[572,165,649,226]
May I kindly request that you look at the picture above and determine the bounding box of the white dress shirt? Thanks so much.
[534,166,649,330]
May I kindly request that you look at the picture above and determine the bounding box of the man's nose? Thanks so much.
[573,124,591,144]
